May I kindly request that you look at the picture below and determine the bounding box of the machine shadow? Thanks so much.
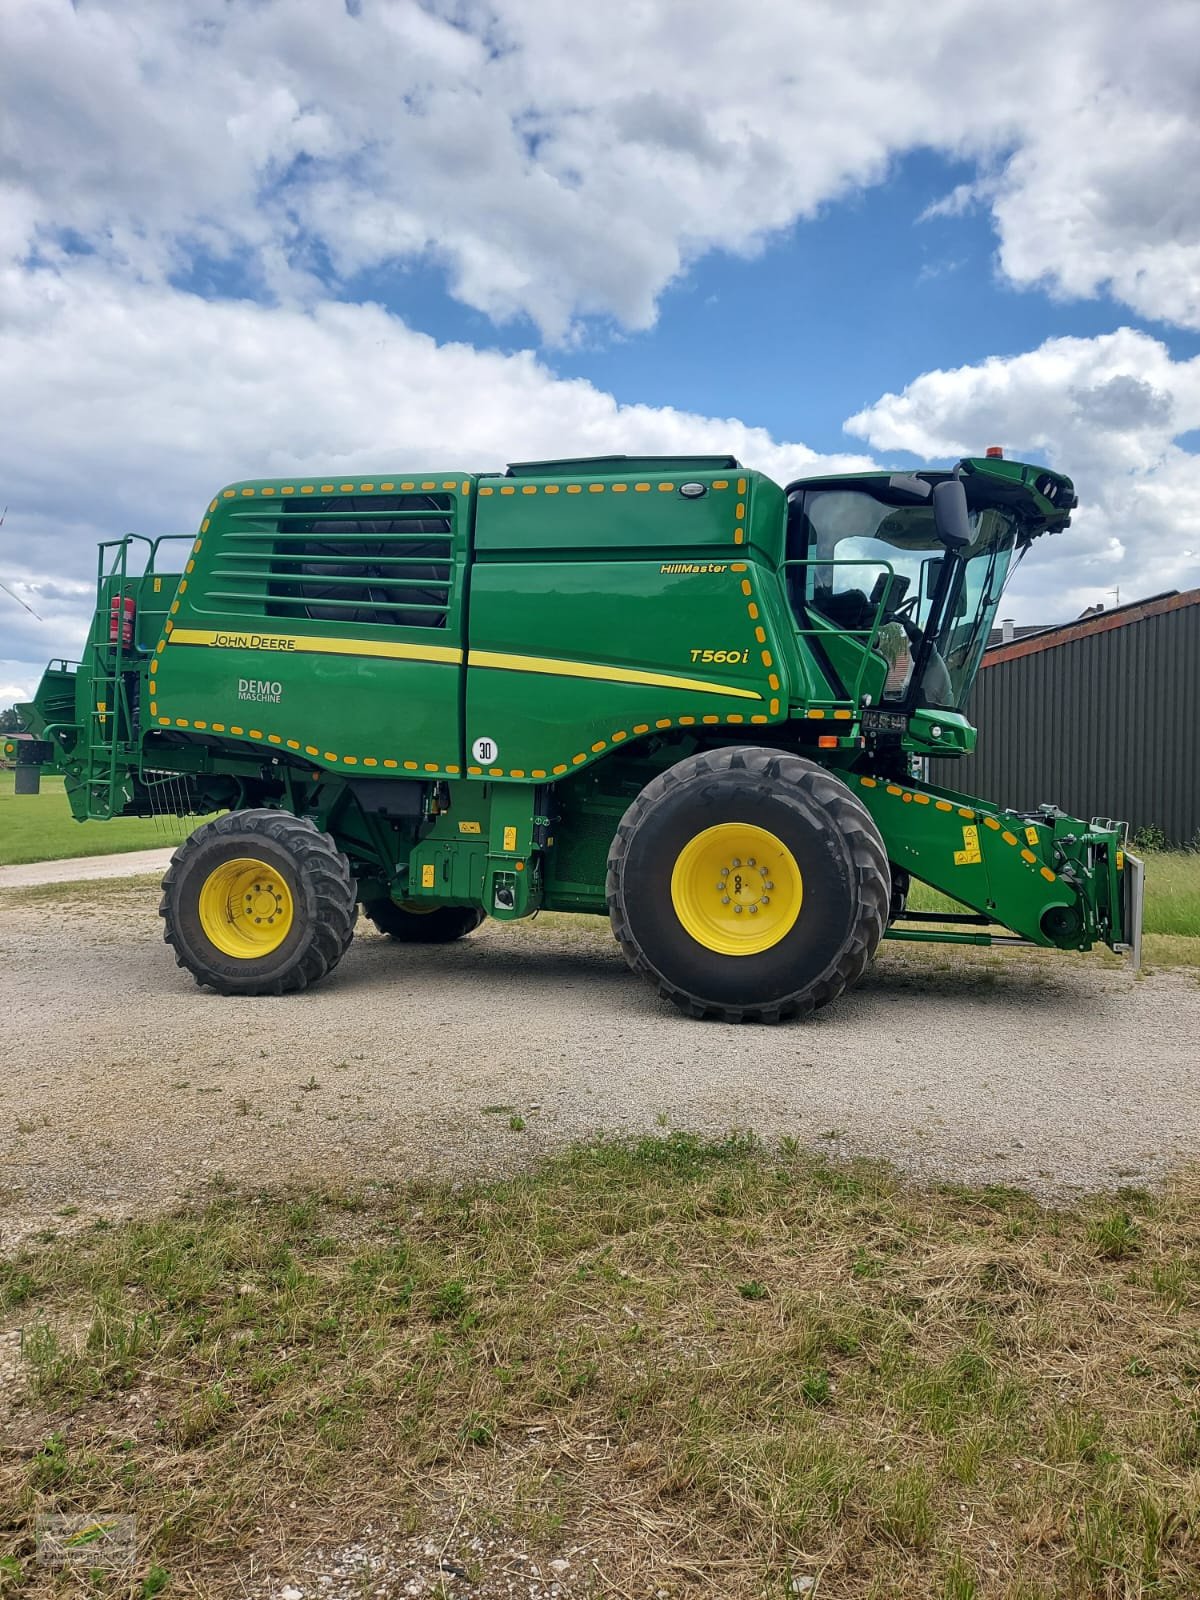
[324,925,1116,1023]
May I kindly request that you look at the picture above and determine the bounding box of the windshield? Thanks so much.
[794,487,1021,709]
[935,513,1021,705]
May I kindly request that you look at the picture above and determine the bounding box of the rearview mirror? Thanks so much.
[933,479,972,549]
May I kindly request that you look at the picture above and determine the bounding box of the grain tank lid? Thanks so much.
[501,454,741,478]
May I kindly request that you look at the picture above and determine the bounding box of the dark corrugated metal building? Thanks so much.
[931,588,1200,845]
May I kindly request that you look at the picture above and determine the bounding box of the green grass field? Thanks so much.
[3,1137,1199,1597]
[0,769,203,865]
[1136,848,1200,935]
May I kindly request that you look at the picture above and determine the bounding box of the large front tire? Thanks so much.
[606,747,889,1023]
[160,809,356,995]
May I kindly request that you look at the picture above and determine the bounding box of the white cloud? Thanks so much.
[0,264,870,699]
[846,328,1200,619]
[989,11,1200,330]
[1,0,1198,337]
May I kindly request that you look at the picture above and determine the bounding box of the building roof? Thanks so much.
[982,588,1200,667]
[986,621,1049,647]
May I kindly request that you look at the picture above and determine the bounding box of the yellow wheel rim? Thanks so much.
[670,822,803,956]
[197,856,295,959]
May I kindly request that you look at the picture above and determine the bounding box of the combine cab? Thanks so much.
[17,452,1142,1020]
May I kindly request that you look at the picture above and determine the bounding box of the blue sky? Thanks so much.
[549,152,1200,456]
[329,144,1200,464]
[2,0,1200,697]
[303,144,1200,470]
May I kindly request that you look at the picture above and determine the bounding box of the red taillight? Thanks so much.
[109,594,135,646]
[985,445,1004,459]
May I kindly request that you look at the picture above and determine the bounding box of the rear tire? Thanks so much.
[160,809,356,996]
[607,747,889,1023]
[362,900,485,943]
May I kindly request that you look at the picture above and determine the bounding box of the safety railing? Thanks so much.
[91,534,195,806]
[777,557,905,711]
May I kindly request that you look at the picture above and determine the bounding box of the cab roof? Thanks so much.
[785,456,1077,535]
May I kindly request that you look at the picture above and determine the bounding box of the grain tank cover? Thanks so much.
[504,454,741,477]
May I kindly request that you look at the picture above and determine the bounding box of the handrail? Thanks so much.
[91,536,194,809]
[778,557,903,707]
[97,532,195,580]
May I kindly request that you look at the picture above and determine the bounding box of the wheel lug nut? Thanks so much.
[733,904,743,914]
[765,881,774,891]
[721,896,731,905]
[732,858,741,868]
[749,904,758,914]
[762,896,770,906]
[747,857,756,867]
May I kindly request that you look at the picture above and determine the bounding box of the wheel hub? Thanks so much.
[670,823,803,956]
[198,857,295,958]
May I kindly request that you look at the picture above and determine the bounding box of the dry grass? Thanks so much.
[0,876,163,909]
[2,1136,1199,1598]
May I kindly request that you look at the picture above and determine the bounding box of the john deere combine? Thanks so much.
[13,451,1142,1020]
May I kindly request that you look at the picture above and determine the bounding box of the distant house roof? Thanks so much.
[986,621,1049,647]
[983,588,1200,667]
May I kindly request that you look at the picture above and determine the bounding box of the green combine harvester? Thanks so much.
[11,451,1142,1021]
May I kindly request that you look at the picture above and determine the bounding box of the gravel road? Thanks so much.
[1,875,1197,1244]
[0,846,173,889]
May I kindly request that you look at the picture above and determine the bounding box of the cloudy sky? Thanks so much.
[3,0,1199,704]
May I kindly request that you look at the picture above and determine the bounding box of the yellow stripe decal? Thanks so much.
[469,649,762,701]
[167,629,463,666]
[167,631,760,699]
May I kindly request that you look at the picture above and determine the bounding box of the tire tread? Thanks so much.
[606,747,889,1023]
[160,809,357,995]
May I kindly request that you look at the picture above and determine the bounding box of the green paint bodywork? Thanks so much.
[17,452,1136,956]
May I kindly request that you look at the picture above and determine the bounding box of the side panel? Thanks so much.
[150,476,474,777]
[465,468,788,778]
